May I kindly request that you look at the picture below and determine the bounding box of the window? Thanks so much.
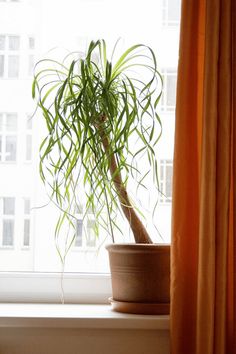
[161,69,177,111]
[9,36,20,50]
[74,204,97,249]
[162,0,181,26]
[0,35,20,78]
[0,0,180,302]
[0,197,15,247]
[0,197,32,249]
[0,34,34,78]
[0,113,17,162]
[159,159,173,203]
[74,217,97,249]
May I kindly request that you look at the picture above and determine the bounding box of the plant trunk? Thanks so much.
[98,118,153,244]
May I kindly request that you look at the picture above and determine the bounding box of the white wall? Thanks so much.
[0,327,169,354]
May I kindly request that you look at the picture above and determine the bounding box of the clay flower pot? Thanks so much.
[106,243,170,315]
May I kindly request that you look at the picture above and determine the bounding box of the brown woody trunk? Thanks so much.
[98,117,153,244]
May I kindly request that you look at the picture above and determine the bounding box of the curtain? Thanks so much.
[170,0,236,353]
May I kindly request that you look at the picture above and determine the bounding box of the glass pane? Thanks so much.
[6,135,17,161]
[28,55,34,75]
[8,55,19,78]
[160,163,164,180]
[26,134,32,161]
[0,35,5,50]
[168,0,180,22]
[167,74,177,107]
[3,197,15,215]
[2,220,14,246]
[166,165,173,199]
[8,36,20,50]
[29,37,35,49]
[6,113,17,131]
[0,0,179,270]
[75,219,83,247]
[24,198,30,214]
[87,220,96,247]
[0,55,4,77]
[23,219,30,246]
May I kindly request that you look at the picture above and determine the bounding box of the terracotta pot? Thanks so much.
[106,243,170,315]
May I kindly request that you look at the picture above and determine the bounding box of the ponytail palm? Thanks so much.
[32,39,162,245]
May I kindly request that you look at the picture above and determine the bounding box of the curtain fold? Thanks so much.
[170,0,236,353]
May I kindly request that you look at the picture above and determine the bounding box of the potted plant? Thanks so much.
[32,39,170,314]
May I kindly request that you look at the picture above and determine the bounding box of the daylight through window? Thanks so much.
[0,0,180,274]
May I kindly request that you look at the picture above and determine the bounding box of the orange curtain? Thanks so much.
[170,0,236,353]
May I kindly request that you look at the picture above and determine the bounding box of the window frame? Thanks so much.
[0,0,179,304]
[162,0,181,27]
[0,271,112,303]
[0,0,20,2]
[0,34,35,79]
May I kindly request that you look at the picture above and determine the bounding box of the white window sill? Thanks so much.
[0,303,170,330]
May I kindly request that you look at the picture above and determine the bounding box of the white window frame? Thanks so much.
[0,34,35,79]
[0,34,20,79]
[0,0,178,305]
[0,272,112,303]
[0,0,20,2]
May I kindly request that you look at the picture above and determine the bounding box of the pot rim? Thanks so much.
[106,243,170,253]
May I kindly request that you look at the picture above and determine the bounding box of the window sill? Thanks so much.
[0,303,170,330]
